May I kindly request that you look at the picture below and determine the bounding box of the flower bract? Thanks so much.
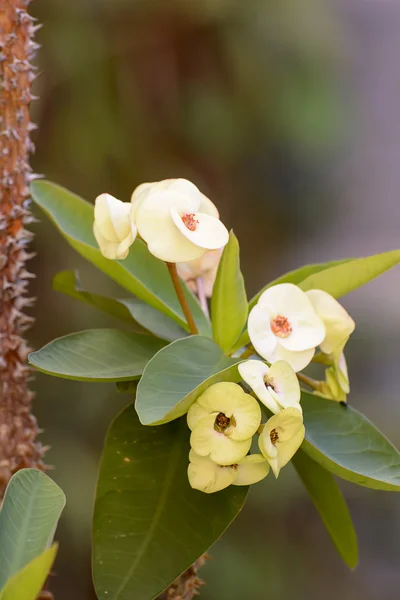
[187,382,261,465]
[93,193,137,260]
[258,407,305,477]
[131,178,229,263]
[306,289,355,354]
[188,450,269,493]
[239,359,301,414]
[248,283,325,372]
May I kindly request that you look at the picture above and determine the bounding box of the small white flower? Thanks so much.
[93,193,137,260]
[306,289,355,354]
[188,450,269,494]
[131,178,229,263]
[187,382,261,466]
[238,359,301,414]
[177,248,223,297]
[258,407,305,478]
[248,283,325,372]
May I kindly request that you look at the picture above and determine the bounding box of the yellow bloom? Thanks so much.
[188,450,269,494]
[258,408,305,477]
[306,289,355,355]
[238,359,301,414]
[248,283,325,372]
[187,382,261,465]
[318,351,349,402]
[93,193,137,260]
[130,178,229,263]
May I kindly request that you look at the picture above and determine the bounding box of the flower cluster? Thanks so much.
[187,283,355,493]
[93,178,229,263]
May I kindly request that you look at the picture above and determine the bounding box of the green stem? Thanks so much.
[166,262,198,335]
[297,372,321,391]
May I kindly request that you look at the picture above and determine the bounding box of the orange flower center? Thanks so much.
[271,315,292,338]
[181,213,198,231]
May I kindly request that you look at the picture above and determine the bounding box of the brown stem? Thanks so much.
[297,372,321,391]
[166,263,198,335]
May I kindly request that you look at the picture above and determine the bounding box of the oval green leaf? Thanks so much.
[54,270,187,342]
[211,231,248,354]
[302,392,400,491]
[299,249,400,297]
[93,404,248,600]
[31,180,210,335]
[136,336,242,425]
[0,470,65,590]
[0,545,57,600]
[292,450,358,569]
[29,329,166,382]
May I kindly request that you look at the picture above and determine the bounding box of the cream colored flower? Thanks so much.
[131,178,229,263]
[248,283,325,372]
[93,193,137,260]
[306,289,355,355]
[187,382,261,466]
[188,450,269,493]
[238,359,301,414]
[258,408,305,477]
[177,248,223,297]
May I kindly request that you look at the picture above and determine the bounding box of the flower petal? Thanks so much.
[306,289,355,354]
[188,451,237,493]
[259,407,305,477]
[170,208,229,251]
[233,454,270,485]
[247,304,278,361]
[187,382,240,430]
[190,414,251,465]
[135,190,206,262]
[238,360,281,414]
[229,394,261,441]
[269,343,315,373]
[267,360,301,410]
[93,194,136,259]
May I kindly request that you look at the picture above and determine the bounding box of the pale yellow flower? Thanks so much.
[238,359,301,414]
[188,450,269,493]
[131,178,229,263]
[248,283,325,372]
[258,407,305,477]
[187,382,261,465]
[306,289,355,355]
[93,193,136,260]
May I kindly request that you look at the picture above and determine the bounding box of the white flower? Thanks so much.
[188,450,269,494]
[131,178,229,263]
[187,382,261,466]
[306,289,355,354]
[238,359,301,414]
[93,194,137,260]
[248,283,325,372]
[258,407,305,477]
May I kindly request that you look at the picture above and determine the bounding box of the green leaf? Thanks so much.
[292,451,358,569]
[136,336,242,425]
[211,231,248,354]
[31,180,210,335]
[0,546,57,600]
[29,329,166,382]
[54,270,187,342]
[299,249,400,297]
[93,404,248,600]
[0,470,65,590]
[302,392,400,491]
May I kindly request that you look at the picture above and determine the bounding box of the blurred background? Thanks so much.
[28,0,400,598]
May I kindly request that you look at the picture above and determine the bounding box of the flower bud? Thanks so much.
[93,193,136,260]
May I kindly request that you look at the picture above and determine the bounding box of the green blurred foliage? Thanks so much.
[27,0,400,599]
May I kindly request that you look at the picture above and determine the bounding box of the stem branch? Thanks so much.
[167,263,198,335]
[297,372,321,391]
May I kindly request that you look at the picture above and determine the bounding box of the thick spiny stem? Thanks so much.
[0,0,46,497]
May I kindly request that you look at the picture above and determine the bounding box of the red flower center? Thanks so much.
[270,315,292,338]
[181,213,198,231]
